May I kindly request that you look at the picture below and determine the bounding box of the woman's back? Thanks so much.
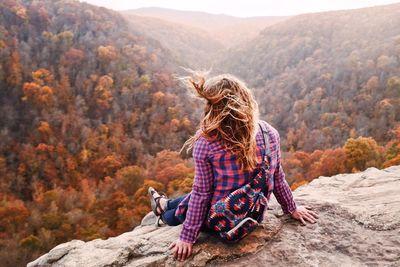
[175,119,288,243]
[195,119,276,205]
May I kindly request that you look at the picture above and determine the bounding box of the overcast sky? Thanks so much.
[79,0,400,17]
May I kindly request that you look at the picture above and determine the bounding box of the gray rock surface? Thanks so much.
[28,166,400,267]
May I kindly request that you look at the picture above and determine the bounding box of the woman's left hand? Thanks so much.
[169,239,193,261]
[290,206,319,224]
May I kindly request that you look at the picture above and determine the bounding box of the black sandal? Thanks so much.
[148,187,168,216]
[155,216,166,227]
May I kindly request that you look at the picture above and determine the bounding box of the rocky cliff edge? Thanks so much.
[28,166,400,267]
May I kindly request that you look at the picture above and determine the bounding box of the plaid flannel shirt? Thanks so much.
[175,120,297,243]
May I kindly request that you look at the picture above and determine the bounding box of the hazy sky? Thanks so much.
[79,0,400,17]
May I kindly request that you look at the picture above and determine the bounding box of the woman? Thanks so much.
[148,72,319,261]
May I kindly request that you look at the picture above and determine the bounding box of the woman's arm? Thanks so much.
[170,136,214,261]
[272,131,297,214]
[272,130,319,224]
[179,137,213,242]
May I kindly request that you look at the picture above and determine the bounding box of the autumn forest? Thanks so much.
[0,1,399,266]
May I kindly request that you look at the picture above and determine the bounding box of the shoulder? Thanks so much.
[258,119,281,144]
[192,130,211,160]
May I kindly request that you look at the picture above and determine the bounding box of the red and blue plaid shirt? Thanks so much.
[175,120,297,243]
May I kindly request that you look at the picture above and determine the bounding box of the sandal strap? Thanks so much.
[156,216,166,227]
[151,191,167,202]
[149,188,167,216]
[155,197,166,214]
[149,188,166,198]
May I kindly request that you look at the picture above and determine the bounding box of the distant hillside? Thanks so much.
[219,3,400,151]
[121,13,224,69]
[121,7,288,48]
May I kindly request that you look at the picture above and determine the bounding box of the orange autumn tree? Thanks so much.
[93,75,114,111]
[114,165,145,195]
[344,137,385,172]
[384,125,400,167]
[22,69,55,108]
[7,50,22,87]
[0,194,30,236]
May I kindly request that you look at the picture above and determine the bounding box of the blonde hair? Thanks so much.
[179,69,260,170]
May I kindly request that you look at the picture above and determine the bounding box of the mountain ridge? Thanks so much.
[121,7,289,49]
[218,1,400,151]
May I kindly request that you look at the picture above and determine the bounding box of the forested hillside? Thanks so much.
[121,13,223,69]
[1,1,400,267]
[220,3,400,152]
[0,0,201,266]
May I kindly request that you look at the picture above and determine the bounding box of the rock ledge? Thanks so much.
[28,166,400,267]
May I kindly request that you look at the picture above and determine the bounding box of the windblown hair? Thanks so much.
[179,70,260,170]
